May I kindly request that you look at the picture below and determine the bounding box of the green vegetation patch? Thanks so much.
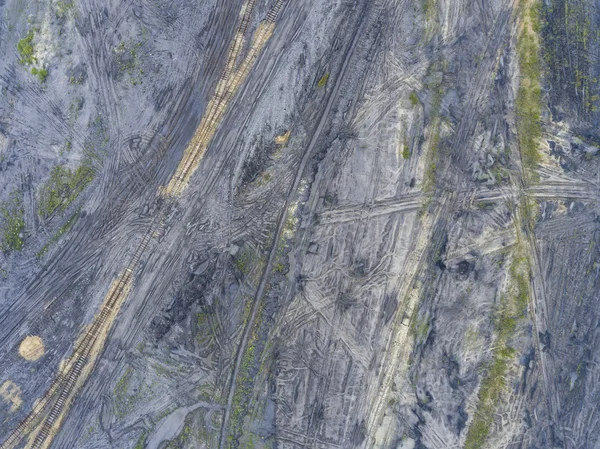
[542,0,597,113]
[464,252,529,449]
[409,91,420,106]
[317,72,330,88]
[516,0,542,183]
[17,29,36,65]
[55,0,75,18]
[133,432,147,449]
[38,161,95,218]
[234,248,255,275]
[423,85,443,193]
[31,67,48,83]
[18,29,48,83]
[423,0,436,19]
[228,301,264,448]
[0,192,25,252]
[114,39,145,86]
[411,316,430,342]
[113,367,146,419]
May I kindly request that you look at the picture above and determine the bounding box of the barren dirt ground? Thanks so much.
[1,0,600,448]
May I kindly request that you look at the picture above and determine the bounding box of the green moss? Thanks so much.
[317,72,330,88]
[17,29,36,65]
[402,145,412,159]
[38,161,95,218]
[491,165,509,184]
[424,127,440,193]
[114,367,134,418]
[0,192,25,252]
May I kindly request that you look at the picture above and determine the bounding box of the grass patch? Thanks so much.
[516,0,542,183]
[317,72,330,88]
[38,161,95,219]
[423,121,441,193]
[411,316,430,342]
[464,250,529,448]
[17,29,36,65]
[55,0,75,18]
[113,367,145,419]
[31,67,48,83]
[114,39,145,86]
[423,0,436,20]
[0,192,25,252]
[542,0,596,113]
[17,29,48,82]
[409,91,419,106]
[133,431,147,449]
[234,248,255,275]
[228,302,263,448]
[422,66,444,194]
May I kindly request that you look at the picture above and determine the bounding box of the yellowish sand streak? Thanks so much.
[163,22,274,196]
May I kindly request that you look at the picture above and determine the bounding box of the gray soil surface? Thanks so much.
[1,0,600,448]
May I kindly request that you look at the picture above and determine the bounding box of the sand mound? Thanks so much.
[18,336,45,361]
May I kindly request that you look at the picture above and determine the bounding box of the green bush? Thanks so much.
[17,30,36,65]
[31,67,48,83]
